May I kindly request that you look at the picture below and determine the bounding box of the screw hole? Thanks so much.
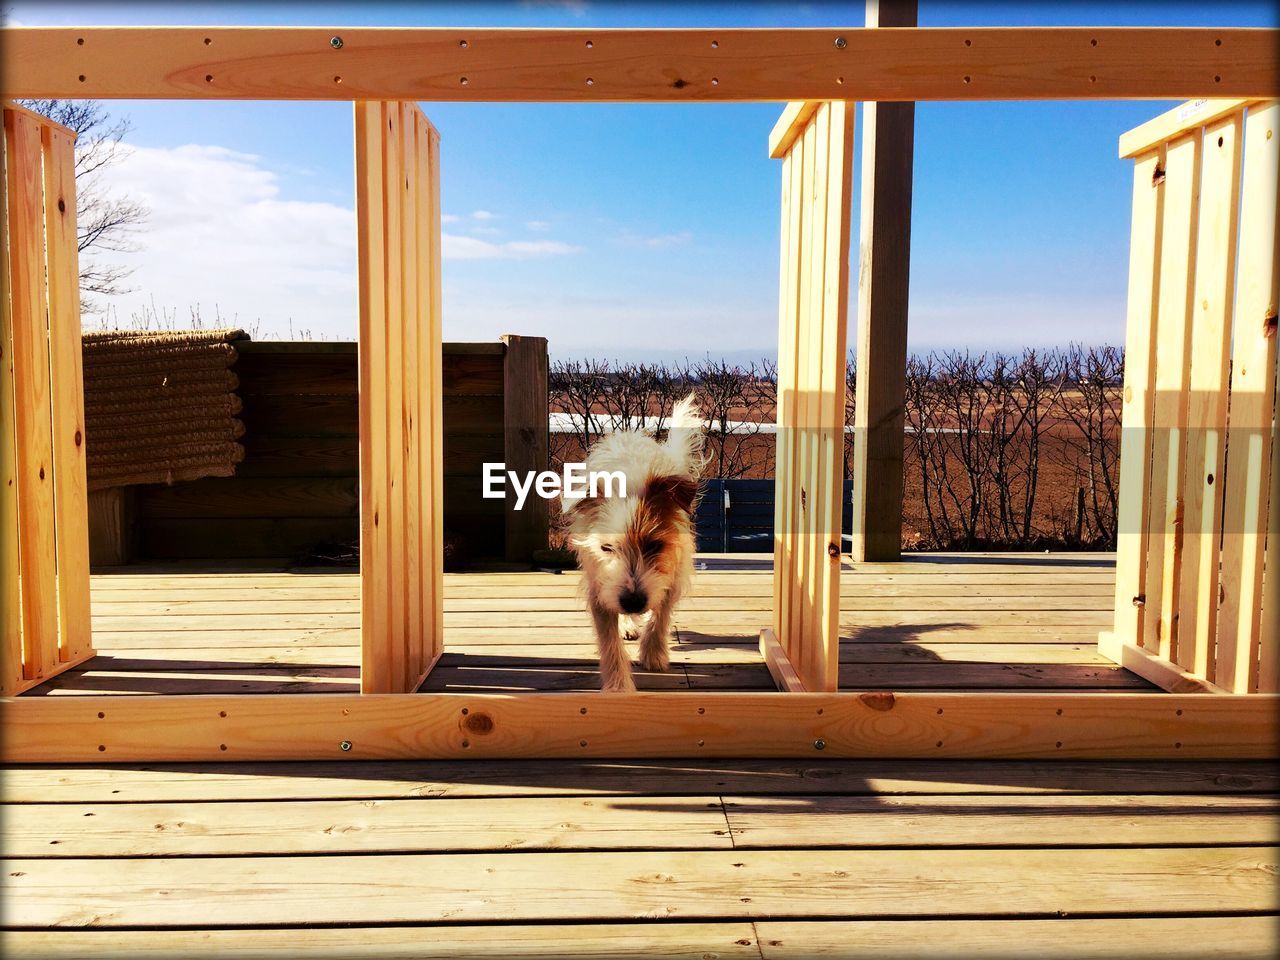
[963,75,972,84]
[816,708,823,715]
[697,707,705,714]
[1089,75,1097,83]
[98,745,106,752]
[585,39,594,48]
[1176,709,1184,716]
[459,39,468,48]
[1217,136,1224,148]
[586,77,594,85]
[219,711,227,718]
[1214,75,1221,83]
[204,37,212,46]
[78,74,86,82]
[205,74,213,83]
[964,39,972,47]
[697,739,705,747]
[579,739,588,747]
[1207,473,1215,485]
[1215,38,1222,46]
[77,37,84,45]
[461,739,470,748]
[936,708,943,715]
[1056,741,1063,748]
[460,77,468,85]
[1090,38,1098,46]
[579,707,588,715]
[219,744,227,752]
[333,75,342,84]
[1175,741,1183,749]
[711,39,718,48]
[1056,708,1063,716]
[97,711,105,719]
[461,707,469,715]
[936,740,944,748]
[836,77,844,84]
[711,77,719,86]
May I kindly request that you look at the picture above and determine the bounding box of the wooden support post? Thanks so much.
[501,334,549,563]
[850,0,916,564]
[356,100,443,694]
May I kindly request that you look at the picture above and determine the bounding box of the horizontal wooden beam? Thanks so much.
[768,101,819,158]
[2,690,1275,762]
[759,628,806,691]
[3,28,1276,102]
[1119,97,1254,158]
[1098,631,1229,695]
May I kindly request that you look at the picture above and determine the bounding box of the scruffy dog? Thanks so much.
[565,394,704,692]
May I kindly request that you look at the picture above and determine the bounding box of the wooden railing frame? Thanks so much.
[1,24,1278,760]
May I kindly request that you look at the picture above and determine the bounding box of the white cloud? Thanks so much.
[520,0,589,15]
[471,209,498,221]
[618,229,693,249]
[443,235,581,260]
[93,143,357,339]
[441,213,460,224]
[526,220,551,232]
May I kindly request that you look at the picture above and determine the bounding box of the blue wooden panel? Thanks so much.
[692,478,855,553]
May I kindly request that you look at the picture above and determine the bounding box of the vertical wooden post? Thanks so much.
[501,334,549,562]
[356,100,443,694]
[849,0,916,563]
[768,100,856,692]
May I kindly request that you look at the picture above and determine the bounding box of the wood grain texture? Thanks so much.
[501,335,550,561]
[4,27,1276,101]
[6,846,1276,927]
[2,690,1275,762]
[1120,97,1254,159]
[849,1,915,564]
[1218,101,1280,693]
[4,107,59,687]
[1176,112,1241,681]
[0,111,22,694]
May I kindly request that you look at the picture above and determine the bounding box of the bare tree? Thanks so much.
[18,99,148,312]
[1058,344,1123,546]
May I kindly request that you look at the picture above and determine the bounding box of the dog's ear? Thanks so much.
[645,474,698,516]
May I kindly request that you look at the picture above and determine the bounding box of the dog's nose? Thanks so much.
[619,590,648,614]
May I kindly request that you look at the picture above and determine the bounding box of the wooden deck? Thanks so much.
[28,552,1152,696]
[4,554,1277,955]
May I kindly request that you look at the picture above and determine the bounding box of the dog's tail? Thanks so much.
[664,392,705,472]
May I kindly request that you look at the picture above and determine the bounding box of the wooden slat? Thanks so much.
[0,111,22,695]
[383,100,408,692]
[816,99,854,690]
[2,794,734,857]
[1218,101,1280,692]
[7,847,1277,927]
[7,918,1275,960]
[768,101,819,159]
[1142,133,1201,663]
[759,628,805,692]
[8,758,1276,803]
[1176,112,1241,681]
[5,924,761,959]
[3,692,1276,762]
[1119,97,1253,159]
[400,101,422,693]
[724,793,1279,847]
[426,120,445,666]
[756,917,1280,960]
[355,100,390,693]
[1093,633,1225,695]
[5,27,1276,101]
[41,125,91,664]
[4,107,58,684]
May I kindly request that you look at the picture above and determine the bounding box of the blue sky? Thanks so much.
[5,1,1275,361]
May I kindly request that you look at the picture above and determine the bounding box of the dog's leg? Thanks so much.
[591,599,635,692]
[637,596,674,673]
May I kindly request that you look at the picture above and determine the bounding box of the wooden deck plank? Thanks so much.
[4,917,1273,960]
[7,793,1273,858]
[8,847,1277,926]
[2,795,735,857]
[8,760,1275,804]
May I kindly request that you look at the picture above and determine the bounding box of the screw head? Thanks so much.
[339,740,352,751]
[330,36,344,49]
[834,36,847,49]
[814,738,826,750]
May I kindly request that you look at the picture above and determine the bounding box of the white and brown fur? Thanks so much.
[565,394,704,692]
